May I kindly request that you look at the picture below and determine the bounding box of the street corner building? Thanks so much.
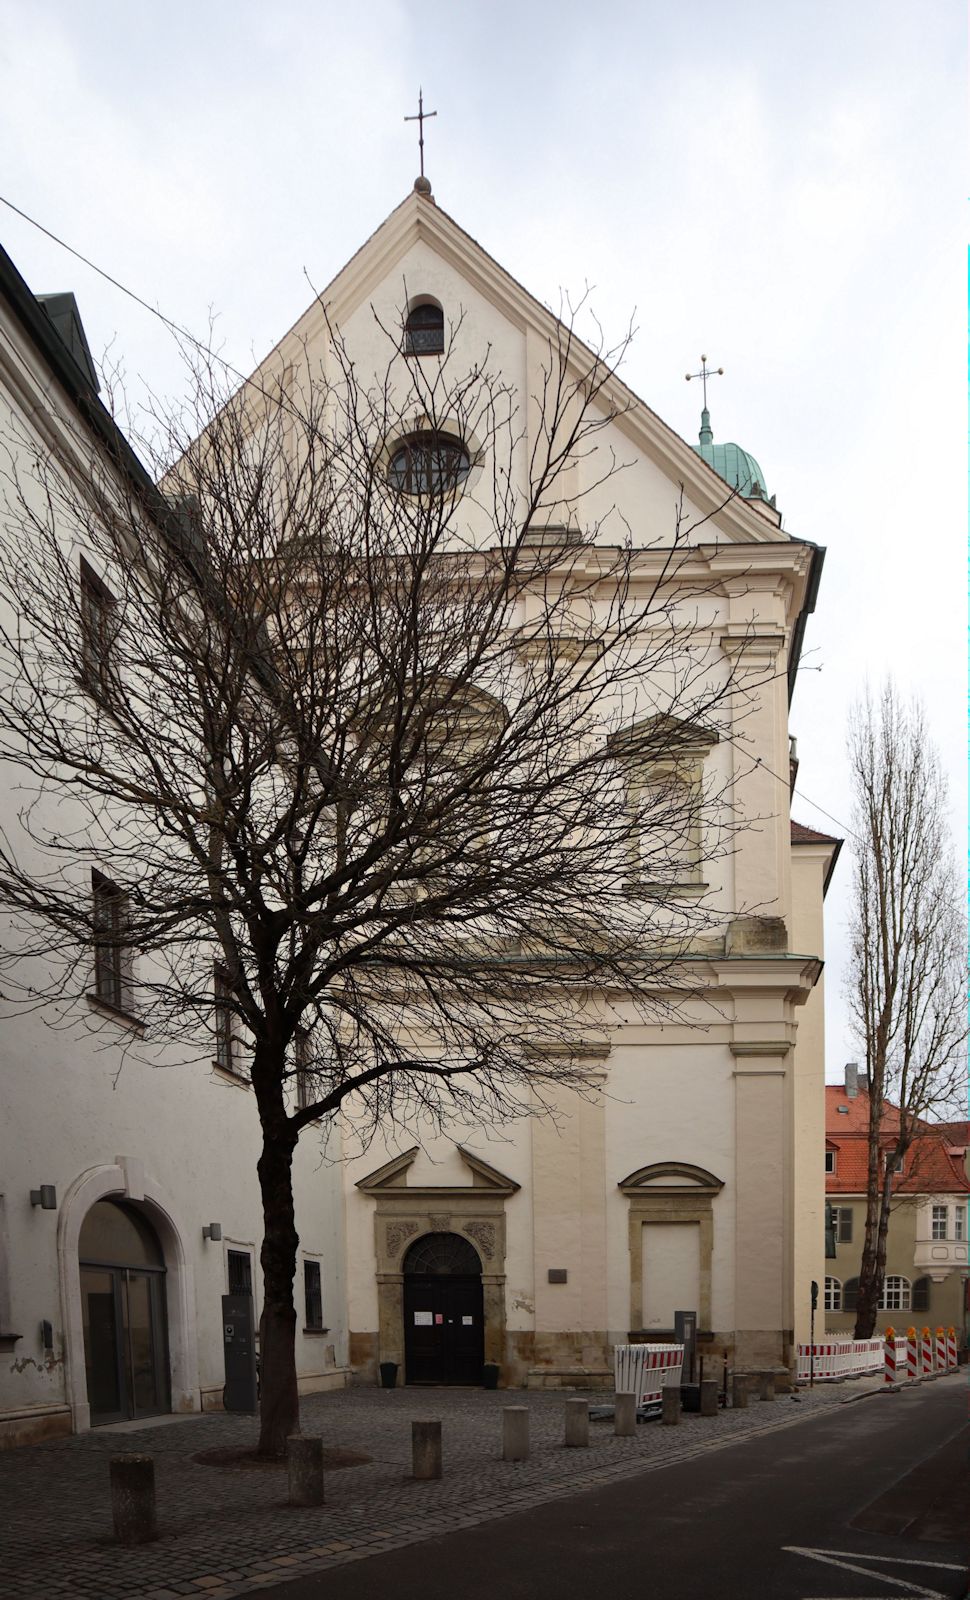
[823,1065,970,1341]
[0,179,841,1444]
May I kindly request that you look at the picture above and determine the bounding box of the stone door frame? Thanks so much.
[356,1145,519,1375]
[618,1161,724,1335]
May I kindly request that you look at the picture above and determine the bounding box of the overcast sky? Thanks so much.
[0,0,965,1080]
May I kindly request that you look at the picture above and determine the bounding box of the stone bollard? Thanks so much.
[412,1419,443,1480]
[731,1375,749,1410]
[564,1398,589,1448]
[700,1379,718,1417]
[614,1392,637,1437]
[109,1454,158,1546]
[503,1406,529,1462]
[661,1386,680,1426]
[758,1373,775,1402]
[287,1436,324,1506]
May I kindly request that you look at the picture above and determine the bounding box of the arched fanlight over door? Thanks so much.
[403,1231,482,1276]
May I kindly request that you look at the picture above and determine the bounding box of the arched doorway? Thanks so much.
[403,1232,484,1385]
[78,1199,170,1425]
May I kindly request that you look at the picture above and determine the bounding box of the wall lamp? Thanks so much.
[202,1223,223,1242]
[30,1186,57,1210]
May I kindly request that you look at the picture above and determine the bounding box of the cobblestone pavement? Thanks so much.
[1,1372,913,1600]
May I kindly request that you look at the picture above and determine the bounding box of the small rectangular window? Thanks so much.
[92,870,128,1011]
[80,558,115,690]
[304,1260,323,1330]
[955,1206,965,1242]
[931,1205,948,1241]
[214,964,237,1074]
[295,1027,311,1111]
[825,1151,836,1174]
[835,1207,853,1244]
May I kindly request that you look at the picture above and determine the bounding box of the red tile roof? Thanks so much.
[825,1086,970,1195]
[791,820,842,846]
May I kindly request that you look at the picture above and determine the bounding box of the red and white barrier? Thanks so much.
[884,1334,904,1385]
[795,1338,884,1383]
[920,1327,933,1377]
[935,1328,946,1373]
[946,1328,957,1369]
[613,1343,684,1405]
[906,1333,919,1381]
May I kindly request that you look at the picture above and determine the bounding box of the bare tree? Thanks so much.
[846,684,967,1339]
[0,308,764,1453]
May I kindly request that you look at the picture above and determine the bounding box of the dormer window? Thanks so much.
[404,300,444,355]
[387,430,470,496]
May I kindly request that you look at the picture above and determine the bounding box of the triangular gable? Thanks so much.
[246,190,790,548]
[356,1143,519,1197]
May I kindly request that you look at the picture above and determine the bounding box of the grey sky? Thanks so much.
[1,0,965,1080]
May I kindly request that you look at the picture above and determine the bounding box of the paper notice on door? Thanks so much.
[434,1313,444,1324]
[462,1316,473,1326]
[413,1311,433,1326]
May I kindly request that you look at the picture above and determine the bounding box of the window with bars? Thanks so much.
[227,1249,252,1295]
[80,558,115,691]
[387,431,470,496]
[91,870,128,1011]
[823,1276,842,1312]
[931,1205,948,1240]
[304,1260,324,1329]
[878,1275,911,1312]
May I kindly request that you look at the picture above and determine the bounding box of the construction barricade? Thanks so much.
[613,1343,684,1405]
[795,1338,884,1384]
[884,1330,905,1385]
[935,1327,946,1373]
[906,1328,919,1381]
[946,1327,957,1369]
[920,1326,934,1377]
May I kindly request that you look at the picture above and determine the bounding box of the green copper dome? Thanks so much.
[692,408,772,504]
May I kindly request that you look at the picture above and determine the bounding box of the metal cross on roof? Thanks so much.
[405,88,437,180]
[685,354,724,410]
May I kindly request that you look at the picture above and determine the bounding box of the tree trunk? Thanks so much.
[255,1116,300,1458]
[854,1162,893,1339]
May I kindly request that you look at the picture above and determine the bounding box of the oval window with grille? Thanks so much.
[387,431,470,497]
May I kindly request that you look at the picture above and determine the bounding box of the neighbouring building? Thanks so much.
[0,243,349,1448]
[824,1065,970,1341]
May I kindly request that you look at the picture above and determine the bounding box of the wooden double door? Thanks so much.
[403,1273,484,1385]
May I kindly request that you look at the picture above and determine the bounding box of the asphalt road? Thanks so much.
[252,1380,968,1600]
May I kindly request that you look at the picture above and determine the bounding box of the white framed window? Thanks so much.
[931,1205,948,1240]
[214,963,244,1078]
[878,1275,911,1312]
[955,1206,966,1242]
[825,1150,836,1174]
[824,1276,842,1312]
[832,1206,853,1244]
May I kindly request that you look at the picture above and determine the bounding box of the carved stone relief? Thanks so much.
[428,1213,452,1232]
[463,1219,497,1260]
[385,1219,419,1260]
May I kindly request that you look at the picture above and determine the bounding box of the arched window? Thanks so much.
[387,430,470,496]
[842,1276,859,1312]
[823,1276,842,1312]
[404,300,444,355]
[878,1275,911,1312]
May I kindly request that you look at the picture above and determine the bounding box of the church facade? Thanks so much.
[235,183,838,1386]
